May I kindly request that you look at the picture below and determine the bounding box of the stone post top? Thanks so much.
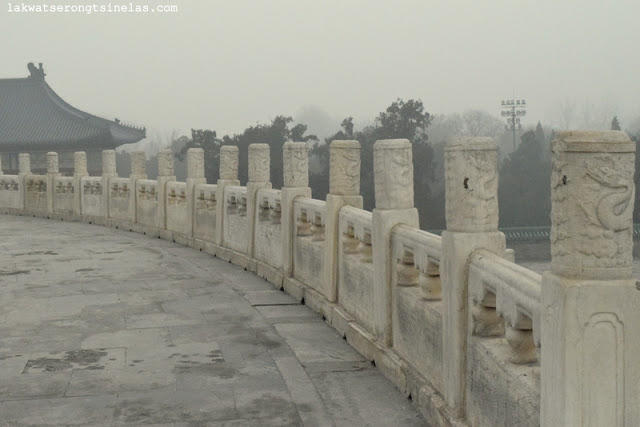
[186,147,205,179]
[445,137,496,151]
[331,140,360,149]
[220,145,238,153]
[374,139,411,150]
[102,150,116,174]
[248,143,270,183]
[550,130,635,280]
[330,139,361,196]
[74,152,88,175]
[130,151,146,176]
[283,141,309,150]
[444,138,498,232]
[47,152,59,173]
[219,145,239,181]
[373,139,414,209]
[283,142,309,188]
[552,130,634,153]
[157,149,174,177]
[18,153,30,174]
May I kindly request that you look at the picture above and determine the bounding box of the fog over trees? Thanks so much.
[119,99,640,231]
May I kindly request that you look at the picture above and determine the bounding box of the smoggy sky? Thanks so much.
[3,0,639,143]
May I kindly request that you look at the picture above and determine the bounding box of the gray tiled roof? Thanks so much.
[0,75,145,149]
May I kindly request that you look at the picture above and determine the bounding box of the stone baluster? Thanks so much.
[281,142,311,278]
[324,140,363,301]
[102,150,118,218]
[73,152,88,216]
[18,153,30,210]
[441,137,505,419]
[157,149,176,230]
[396,251,419,286]
[342,225,360,254]
[420,259,441,300]
[311,214,325,242]
[46,152,60,213]
[541,131,640,427]
[247,144,272,256]
[216,146,240,246]
[372,139,419,346]
[296,211,312,236]
[185,148,206,239]
[129,151,147,223]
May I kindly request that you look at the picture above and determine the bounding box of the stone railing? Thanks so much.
[1,130,638,427]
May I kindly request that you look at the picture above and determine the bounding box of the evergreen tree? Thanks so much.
[311,99,436,228]
[498,130,551,226]
[611,116,621,130]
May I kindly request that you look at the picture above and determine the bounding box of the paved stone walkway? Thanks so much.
[0,215,425,426]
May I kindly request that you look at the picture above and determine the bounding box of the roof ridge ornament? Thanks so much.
[27,62,46,80]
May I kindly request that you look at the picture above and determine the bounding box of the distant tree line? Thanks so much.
[120,104,640,230]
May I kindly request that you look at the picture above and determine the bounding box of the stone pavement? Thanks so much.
[0,215,426,427]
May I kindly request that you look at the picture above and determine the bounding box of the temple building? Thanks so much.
[0,63,145,175]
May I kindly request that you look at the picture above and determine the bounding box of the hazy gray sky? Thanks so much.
[3,0,639,141]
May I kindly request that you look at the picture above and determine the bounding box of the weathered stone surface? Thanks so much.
[330,140,360,195]
[73,151,88,176]
[157,149,174,177]
[550,130,635,280]
[373,139,414,210]
[444,137,498,232]
[101,150,116,175]
[249,143,270,183]
[187,147,205,179]
[219,145,239,180]
[541,130,640,427]
[47,152,59,173]
[19,152,30,174]
[283,142,309,188]
[130,150,146,176]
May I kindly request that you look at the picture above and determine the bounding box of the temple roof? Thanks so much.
[0,63,146,150]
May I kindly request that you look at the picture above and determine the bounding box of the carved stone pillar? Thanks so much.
[441,137,505,419]
[73,152,88,215]
[18,153,31,210]
[129,151,147,223]
[541,130,640,427]
[283,142,309,188]
[280,142,312,277]
[157,149,176,230]
[247,144,272,256]
[46,152,61,213]
[216,146,240,245]
[102,150,118,218]
[324,140,363,301]
[186,148,206,238]
[372,139,419,345]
